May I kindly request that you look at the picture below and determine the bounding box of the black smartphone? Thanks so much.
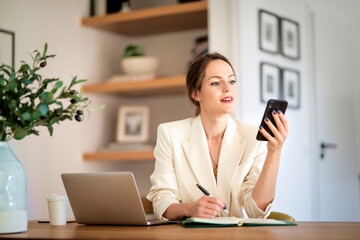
[256,99,288,141]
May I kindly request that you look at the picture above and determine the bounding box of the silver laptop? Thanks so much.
[61,172,176,226]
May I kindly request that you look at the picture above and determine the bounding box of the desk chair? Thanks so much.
[141,197,295,222]
[267,211,295,222]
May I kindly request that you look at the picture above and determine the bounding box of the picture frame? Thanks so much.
[0,29,15,68]
[280,17,300,60]
[259,10,280,54]
[260,62,281,103]
[116,105,150,143]
[282,68,300,108]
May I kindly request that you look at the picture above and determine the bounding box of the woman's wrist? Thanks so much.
[267,148,282,158]
[182,202,193,217]
[163,202,193,220]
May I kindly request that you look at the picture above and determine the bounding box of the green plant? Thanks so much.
[122,44,145,58]
[0,43,98,142]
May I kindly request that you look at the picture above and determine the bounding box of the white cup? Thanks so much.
[47,194,68,225]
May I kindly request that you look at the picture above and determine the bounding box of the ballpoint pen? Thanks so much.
[196,184,229,214]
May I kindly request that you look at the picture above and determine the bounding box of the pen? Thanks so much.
[196,184,229,214]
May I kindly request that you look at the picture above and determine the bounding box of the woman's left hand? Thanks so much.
[259,110,288,153]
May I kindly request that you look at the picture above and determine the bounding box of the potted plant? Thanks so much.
[120,44,160,77]
[0,43,98,233]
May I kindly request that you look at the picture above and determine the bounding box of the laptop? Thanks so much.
[61,172,177,226]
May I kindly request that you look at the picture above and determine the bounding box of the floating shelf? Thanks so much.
[83,150,155,162]
[81,1,208,36]
[81,2,208,162]
[83,75,186,97]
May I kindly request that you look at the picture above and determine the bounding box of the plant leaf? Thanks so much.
[55,81,63,89]
[20,112,31,121]
[32,110,42,120]
[37,104,49,116]
[75,79,87,85]
[89,104,106,111]
[54,101,62,107]
[7,81,17,90]
[46,123,53,136]
[43,43,48,57]
[13,129,29,140]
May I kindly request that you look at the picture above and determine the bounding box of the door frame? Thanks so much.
[357,83,360,220]
[305,4,320,221]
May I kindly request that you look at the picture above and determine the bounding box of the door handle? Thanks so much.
[320,142,337,159]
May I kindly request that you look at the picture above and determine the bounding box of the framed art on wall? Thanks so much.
[280,18,300,60]
[282,68,300,108]
[0,29,15,68]
[259,10,280,54]
[116,105,150,143]
[260,62,281,103]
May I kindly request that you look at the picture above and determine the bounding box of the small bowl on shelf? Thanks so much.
[121,56,160,76]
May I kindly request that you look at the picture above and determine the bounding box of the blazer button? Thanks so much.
[190,184,196,190]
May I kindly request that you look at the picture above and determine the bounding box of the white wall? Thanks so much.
[0,0,201,220]
[238,0,312,222]
[209,0,312,220]
[209,0,360,221]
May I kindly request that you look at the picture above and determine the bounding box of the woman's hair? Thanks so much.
[186,52,235,116]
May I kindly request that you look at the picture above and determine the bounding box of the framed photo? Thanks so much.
[282,68,300,108]
[0,29,15,68]
[259,10,280,54]
[116,105,150,143]
[280,18,300,60]
[260,62,281,103]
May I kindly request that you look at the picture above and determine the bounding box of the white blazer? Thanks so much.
[147,115,272,220]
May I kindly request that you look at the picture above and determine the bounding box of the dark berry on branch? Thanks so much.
[76,110,83,115]
[70,99,77,104]
[40,62,47,67]
[69,90,76,95]
[75,115,82,122]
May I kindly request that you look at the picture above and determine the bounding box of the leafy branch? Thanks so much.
[0,43,101,142]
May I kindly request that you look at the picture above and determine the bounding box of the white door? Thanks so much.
[312,9,359,221]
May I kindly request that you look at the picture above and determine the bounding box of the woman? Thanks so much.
[147,53,288,220]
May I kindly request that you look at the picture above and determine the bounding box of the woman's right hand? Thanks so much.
[187,195,225,218]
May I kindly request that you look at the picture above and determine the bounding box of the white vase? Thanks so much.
[0,141,27,234]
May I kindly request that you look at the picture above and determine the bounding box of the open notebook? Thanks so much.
[181,217,297,228]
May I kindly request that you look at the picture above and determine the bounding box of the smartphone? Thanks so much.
[256,99,288,141]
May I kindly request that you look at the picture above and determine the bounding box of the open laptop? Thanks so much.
[61,172,177,226]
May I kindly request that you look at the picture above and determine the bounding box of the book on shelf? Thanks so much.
[181,217,297,228]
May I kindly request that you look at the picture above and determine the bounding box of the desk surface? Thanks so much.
[0,221,359,240]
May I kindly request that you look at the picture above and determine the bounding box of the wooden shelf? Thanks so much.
[81,2,208,162]
[81,1,208,36]
[83,75,186,96]
[83,150,155,162]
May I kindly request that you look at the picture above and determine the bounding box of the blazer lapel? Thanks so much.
[182,116,218,196]
[217,116,247,211]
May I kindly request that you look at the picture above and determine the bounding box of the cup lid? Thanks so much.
[47,194,68,201]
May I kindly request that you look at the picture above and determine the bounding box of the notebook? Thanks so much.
[181,217,297,228]
[61,172,176,226]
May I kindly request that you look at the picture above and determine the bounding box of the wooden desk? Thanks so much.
[0,221,359,240]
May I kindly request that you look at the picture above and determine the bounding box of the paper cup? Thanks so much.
[47,194,68,225]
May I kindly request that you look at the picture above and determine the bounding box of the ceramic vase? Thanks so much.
[0,141,27,233]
